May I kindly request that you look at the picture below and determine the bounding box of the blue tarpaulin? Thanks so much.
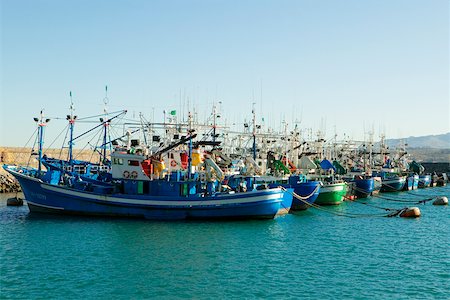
[320,159,336,172]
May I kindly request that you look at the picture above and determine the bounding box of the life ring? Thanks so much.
[123,170,130,178]
[131,171,138,179]
[170,160,177,167]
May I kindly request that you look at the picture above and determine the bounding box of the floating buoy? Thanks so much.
[7,197,24,206]
[399,207,421,218]
[433,196,448,206]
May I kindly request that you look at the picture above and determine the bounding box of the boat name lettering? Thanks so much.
[30,192,47,200]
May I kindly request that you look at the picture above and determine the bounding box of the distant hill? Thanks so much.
[386,133,450,149]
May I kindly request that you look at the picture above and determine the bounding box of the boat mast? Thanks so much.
[212,104,217,146]
[67,91,76,167]
[187,111,193,180]
[101,86,109,165]
[34,110,50,175]
[252,102,256,161]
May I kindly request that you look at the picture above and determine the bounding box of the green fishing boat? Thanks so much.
[314,182,348,205]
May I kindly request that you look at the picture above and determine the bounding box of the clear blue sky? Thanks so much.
[1,0,449,146]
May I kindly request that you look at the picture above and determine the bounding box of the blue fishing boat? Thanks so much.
[373,171,406,192]
[5,165,286,220]
[287,179,321,210]
[403,174,414,191]
[418,174,431,188]
[268,175,321,211]
[352,176,374,198]
[4,112,288,220]
[225,174,319,211]
[225,175,293,214]
[412,174,419,190]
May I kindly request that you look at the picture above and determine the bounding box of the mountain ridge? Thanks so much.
[385,132,450,149]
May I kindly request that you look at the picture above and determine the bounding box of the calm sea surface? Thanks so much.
[1,186,449,299]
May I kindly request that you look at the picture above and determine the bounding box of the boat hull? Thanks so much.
[403,175,414,191]
[412,175,419,190]
[290,181,321,211]
[314,182,347,205]
[352,178,374,199]
[10,170,284,220]
[418,175,431,188]
[380,177,406,192]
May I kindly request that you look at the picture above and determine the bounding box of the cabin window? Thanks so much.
[128,160,140,166]
[118,158,123,165]
[170,153,174,159]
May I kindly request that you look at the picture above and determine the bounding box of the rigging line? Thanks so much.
[76,110,127,121]
[73,111,126,141]
[27,130,40,168]
[44,123,70,154]
[60,124,71,161]
[74,125,102,161]
[15,127,38,166]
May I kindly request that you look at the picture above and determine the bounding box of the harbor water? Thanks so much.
[1,186,449,299]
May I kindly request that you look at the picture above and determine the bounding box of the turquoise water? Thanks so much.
[1,186,449,299]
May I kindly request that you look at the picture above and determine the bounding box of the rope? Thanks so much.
[351,185,435,204]
[293,184,322,200]
[280,186,396,218]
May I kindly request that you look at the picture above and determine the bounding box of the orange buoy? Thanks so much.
[433,196,448,206]
[399,207,421,218]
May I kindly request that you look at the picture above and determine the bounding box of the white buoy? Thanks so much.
[433,196,448,206]
[400,207,421,218]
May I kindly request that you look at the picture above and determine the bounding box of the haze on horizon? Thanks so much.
[1,0,449,147]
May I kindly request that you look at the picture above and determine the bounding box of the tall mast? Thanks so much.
[101,85,109,165]
[34,110,50,175]
[252,102,256,161]
[187,111,193,180]
[212,104,217,145]
[67,91,76,167]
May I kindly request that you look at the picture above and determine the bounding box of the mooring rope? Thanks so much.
[350,185,436,204]
[280,187,401,218]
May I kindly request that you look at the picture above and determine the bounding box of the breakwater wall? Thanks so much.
[421,162,450,174]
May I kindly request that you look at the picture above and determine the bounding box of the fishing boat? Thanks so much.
[418,174,431,188]
[373,171,406,192]
[314,181,348,205]
[5,164,287,220]
[4,112,289,220]
[287,178,321,210]
[412,174,419,190]
[226,174,320,211]
[351,176,374,198]
[225,174,294,214]
[403,174,414,191]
